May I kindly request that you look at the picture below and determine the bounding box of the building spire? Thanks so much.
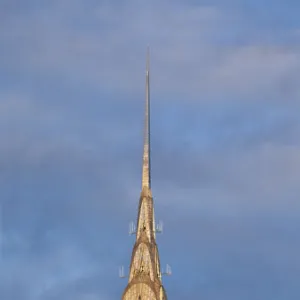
[142,46,151,189]
[121,47,168,300]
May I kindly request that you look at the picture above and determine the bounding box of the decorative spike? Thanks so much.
[129,221,136,235]
[155,221,163,234]
[119,266,127,278]
[162,264,172,276]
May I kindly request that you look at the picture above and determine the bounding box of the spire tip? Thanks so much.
[146,46,150,71]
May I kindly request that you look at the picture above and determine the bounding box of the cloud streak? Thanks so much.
[1,0,300,100]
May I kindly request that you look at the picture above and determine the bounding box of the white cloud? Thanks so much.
[153,141,300,218]
[2,0,299,100]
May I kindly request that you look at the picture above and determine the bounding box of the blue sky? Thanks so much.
[1,0,300,299]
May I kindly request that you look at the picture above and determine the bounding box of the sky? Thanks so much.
[1,0,300,299]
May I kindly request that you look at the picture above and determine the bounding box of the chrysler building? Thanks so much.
[121,49,168,299]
